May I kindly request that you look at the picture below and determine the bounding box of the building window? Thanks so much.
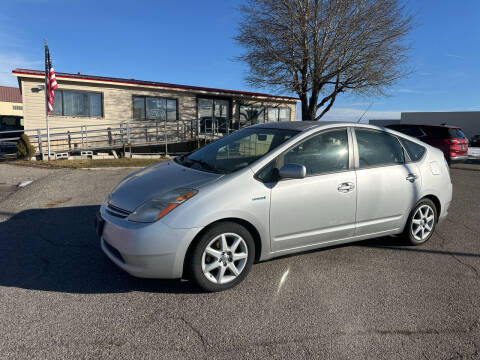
[267,107,291,122]
[51,90,103,117]
[198,97,230,134]
[133,96,178,121]
[239,106,264,128]
[12,105,23,111]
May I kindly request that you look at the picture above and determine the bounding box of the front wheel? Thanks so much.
[403,199,437,245]
[187,222,255,292]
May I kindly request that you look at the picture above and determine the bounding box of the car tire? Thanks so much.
[187,222,255,292]
[403,198,438,245]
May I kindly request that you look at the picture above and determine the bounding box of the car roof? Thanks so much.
[252,121,378,132]
[387,123,461,130]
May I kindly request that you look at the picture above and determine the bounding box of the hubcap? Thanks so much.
[201,233,248,284]
[411,205,435,242]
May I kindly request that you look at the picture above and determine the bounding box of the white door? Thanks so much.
[353,128,422,236]
[269,128,357,252]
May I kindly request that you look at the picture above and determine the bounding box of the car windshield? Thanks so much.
[175,127,299,174]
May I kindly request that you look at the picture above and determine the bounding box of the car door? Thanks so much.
[269,128,357,252]
[353,128,422,237]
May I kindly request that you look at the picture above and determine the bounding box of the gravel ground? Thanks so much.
[0,163,479,359]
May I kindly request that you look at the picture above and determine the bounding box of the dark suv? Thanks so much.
[386,124,468,163]
[470,135,480,147]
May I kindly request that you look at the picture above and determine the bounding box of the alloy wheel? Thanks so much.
[411,204,435,242]
[201,233,248,284]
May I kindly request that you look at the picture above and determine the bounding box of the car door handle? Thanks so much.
[337,182,355,193]
[406,173,418,182]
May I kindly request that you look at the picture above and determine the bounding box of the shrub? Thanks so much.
[16,133,35,159]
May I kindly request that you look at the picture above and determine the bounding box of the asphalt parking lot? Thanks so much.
[0,162,479,359]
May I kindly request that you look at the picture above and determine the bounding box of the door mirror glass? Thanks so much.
[278,164,306,179]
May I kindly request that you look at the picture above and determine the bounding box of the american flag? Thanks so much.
[45,45,58,114]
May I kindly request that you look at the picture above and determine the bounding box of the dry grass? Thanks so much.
[16,158,169,169]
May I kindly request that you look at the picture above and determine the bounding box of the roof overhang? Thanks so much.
[12,69,300,102]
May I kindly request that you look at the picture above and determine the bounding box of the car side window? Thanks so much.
[256,159,278,183]
[355,129,405,168]
[399,138,426,162]
[282,129,349,176]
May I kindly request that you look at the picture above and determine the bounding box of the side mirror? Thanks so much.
[278,163,306,179]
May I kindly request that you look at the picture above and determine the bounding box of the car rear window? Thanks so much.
[448,128,467,139]
[389,125,425,137]
[399,138,426,162]
[422,126,449,138]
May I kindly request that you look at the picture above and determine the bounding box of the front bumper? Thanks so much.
[97,204,202,279]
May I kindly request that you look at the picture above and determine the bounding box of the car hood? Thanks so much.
[109,160,223,212]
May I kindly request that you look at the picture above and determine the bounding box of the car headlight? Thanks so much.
[127,188,198,223]
[102,193,112,206]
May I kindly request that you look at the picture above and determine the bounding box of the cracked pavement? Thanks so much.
[0,163,479,359]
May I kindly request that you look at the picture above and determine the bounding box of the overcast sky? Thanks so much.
[1,0,479,122]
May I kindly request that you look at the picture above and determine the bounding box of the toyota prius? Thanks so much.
[96,122,452,292]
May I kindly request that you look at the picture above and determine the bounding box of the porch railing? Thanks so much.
[0,118,241,156]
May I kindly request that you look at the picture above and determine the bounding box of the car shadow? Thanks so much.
[0,206,202,294]
[465,158,480,165]
[358,235,480,258]
[3,206,478,295]
[264,233,480,264]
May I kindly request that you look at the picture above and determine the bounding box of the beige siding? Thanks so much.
[21,78,195,130]
[19,77,297,132]
[0,101,23,116]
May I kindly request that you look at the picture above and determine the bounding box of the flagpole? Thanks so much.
[44,40,51,161]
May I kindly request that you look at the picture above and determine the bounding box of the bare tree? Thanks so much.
[235,0,412,120]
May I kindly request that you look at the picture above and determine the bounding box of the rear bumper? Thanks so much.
[438,202,449,224]
[448,155,468,163]
[437,181,452,224]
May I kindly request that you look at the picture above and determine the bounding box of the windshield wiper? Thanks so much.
[185,158,229,174]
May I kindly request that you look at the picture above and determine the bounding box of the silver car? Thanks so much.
[96,121,452,291]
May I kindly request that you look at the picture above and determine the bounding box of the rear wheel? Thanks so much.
[403,199,437,245]
[187,222,255,292]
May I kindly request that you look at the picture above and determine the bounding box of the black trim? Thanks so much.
[106,203,131,218]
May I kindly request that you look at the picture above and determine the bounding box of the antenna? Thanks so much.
[356,102,373,123]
